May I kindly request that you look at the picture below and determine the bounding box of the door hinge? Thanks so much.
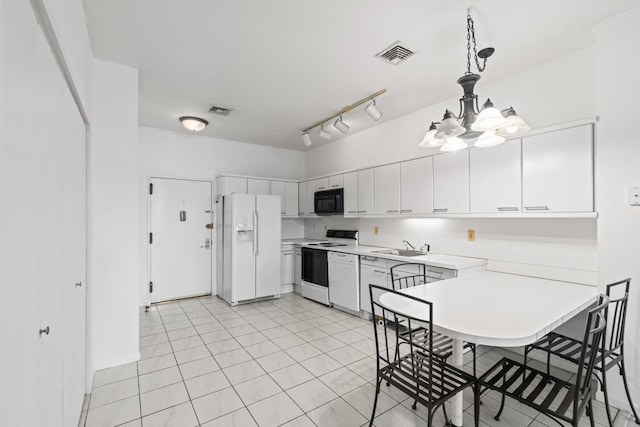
[149,183,153,195]
[149,282,153,293]
[149,232,153,244]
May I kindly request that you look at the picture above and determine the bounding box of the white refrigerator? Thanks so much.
[219,194,281,305]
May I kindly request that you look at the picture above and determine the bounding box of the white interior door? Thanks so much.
[150,178,212,302]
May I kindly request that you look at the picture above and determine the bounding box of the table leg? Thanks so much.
[451,338,464,426]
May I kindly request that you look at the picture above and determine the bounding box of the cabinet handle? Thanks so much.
[75,282,82,287]
[357,210,368,213]
[524,206,549,211]
[39,326,50,336]
[373,269,386,274]
[401,209,413,213]
[497,207,519,212]
[347,210,357,214]
[362,256,377,261]
[386,210,398,213]
[317,187,326,190]
[433,208,448,213]
[330,185,340,188]
[282,252,293,255]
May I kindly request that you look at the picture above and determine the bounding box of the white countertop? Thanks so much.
[299,243,487,271]
[379,271,598,347]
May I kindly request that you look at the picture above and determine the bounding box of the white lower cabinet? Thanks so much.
[433,150,470,214]
[360,256,389,317]
[470,140,522,213]
[522,124,593,213]
[281,244,294,285]
[294,246,302,288]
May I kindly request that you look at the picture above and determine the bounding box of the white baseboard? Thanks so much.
[281,284,294,294]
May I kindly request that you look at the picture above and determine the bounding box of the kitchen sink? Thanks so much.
[371,249,427,257]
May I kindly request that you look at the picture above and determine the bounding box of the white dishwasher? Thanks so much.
[328,251,360,313]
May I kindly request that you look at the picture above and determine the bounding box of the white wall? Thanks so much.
[87,59,139,379]
[594,7,640,416]
[304,48,598,284]
[138,126,306,303]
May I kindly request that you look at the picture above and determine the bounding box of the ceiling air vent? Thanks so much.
[209,105,232,116]
[375,41,415,65]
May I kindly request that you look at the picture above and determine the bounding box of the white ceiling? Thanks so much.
[83,0,636,151]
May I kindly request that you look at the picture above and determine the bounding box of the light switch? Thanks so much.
[628,186,640,206]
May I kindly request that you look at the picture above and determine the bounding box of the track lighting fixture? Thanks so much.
[179,116,208,132]
[318,125,332,140]
[365,99,382,121]
[420,10,528,151]
[300,89,387,146]
[302,132,312,147]
[333,115,350,134]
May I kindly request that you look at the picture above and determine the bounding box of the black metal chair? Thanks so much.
[389,263,478,376]
[524,278,639,426]
[368,284,479,427]
[479,294,609,427]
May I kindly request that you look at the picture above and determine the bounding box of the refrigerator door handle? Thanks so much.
[253,211,258,256]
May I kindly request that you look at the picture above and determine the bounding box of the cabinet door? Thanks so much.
[298,182,307,216]
[329,174,344,189]
[433,151,470,214]
[360,259,388,314]
[357,169,375,215]
[470,140,522,213]
[314,177,329,191]
[248,178,270,195]
[281,248,294,285]
[522,125,593,212]
[400,157,433,215]
[306,180,316,215]
[270,180,286,214]
[220,176,247,195]
[285,182,298,216]
[343,172,358,216]
[374,163,401,215]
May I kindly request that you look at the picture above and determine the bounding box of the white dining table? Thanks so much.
[378,270,598,427]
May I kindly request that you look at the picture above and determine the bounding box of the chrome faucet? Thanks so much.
[419,243,431,253]
[402,240,415,250]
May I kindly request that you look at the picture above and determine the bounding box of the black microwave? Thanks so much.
[314,188,344,215]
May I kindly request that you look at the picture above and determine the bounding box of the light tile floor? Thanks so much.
[79,293,633,427]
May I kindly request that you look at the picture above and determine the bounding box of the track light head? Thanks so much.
[333,115,350,134]
[365,99,382,121]
[302,132,312,147]
[318,125,332,140]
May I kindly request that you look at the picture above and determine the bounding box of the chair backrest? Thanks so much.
[389,263,426,290]
[574,294,609,417]
[604,278,631,353]
[369,283,435,393]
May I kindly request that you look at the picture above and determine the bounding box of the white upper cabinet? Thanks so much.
[470,140,522,213]
[307,180,316,215]
[247,178,270,195]
[522,124,593,213]
[329,174,344,189]
[357,168,375,215]
[400,157,433,215]
[270,180,299,217]
[374,163,401,215]
[433,150,470,214]
[217,176,247,196]
[284,182,298,216]
[314,177,329,192]
[298,181,307,216]
[343,172,358,216]
[269,180,286,214]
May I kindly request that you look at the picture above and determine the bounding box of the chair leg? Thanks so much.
[495,364,507,421]
[474,383,480,427]
[370,378,382,427]
[619,359,640,424]
[587,399,596,427]
[600,370,615,427]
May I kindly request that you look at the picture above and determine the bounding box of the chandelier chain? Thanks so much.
[466,12,487,73]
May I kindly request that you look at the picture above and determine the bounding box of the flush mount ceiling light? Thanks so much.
[420,10,528,152]
[179,116,208,132]
[300,89,387,147]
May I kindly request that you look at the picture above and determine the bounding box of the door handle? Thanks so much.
[39,326,50,336]
[201,237,211,249]
[75,282,82,287]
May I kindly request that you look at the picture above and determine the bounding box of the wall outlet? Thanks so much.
[374,226,379,236]
[467,229,475,241]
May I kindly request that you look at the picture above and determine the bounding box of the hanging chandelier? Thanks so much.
[420,10,529,152]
